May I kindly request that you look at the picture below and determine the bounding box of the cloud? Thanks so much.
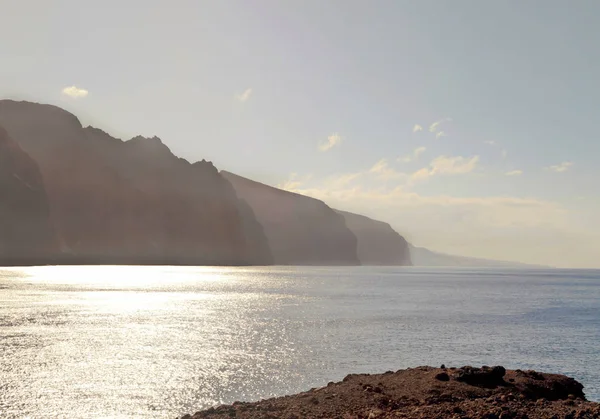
[370,159,388,174]
[506,170,523,176]
[369,159,407,181]
[279,171,364,193]
[429,155,479,175]
[277,173,313,190]
[398,146,427,163]
[414,146,426,158]
[318,133,343,152]
[410,167,431,181]
[409,155,479,184]
[429,117,452,133]
[484,140,496,146]
[278,173,301,190]
[61,86,89,98]
[501,149,508,159]
[413,124,423,132]
[435,131,446,139]
[547,161,573,173]
[235,88,253,102]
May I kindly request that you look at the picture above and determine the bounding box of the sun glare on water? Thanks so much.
[3,265,240,315]
[17,265,232,288]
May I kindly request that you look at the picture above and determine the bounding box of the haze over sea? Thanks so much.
[1,266,599,418]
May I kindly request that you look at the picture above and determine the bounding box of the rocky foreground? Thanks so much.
[180,366,600,419]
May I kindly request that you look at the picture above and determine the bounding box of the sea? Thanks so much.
[1,266,599,418]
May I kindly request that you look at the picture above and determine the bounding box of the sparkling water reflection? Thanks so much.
[1,266,599,418]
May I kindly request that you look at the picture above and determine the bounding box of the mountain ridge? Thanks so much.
[0,99,272,265]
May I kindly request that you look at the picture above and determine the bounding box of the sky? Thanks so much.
[2,0,600,268]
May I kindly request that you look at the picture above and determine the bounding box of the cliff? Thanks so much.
[0,100,272,265]
[0,126,58,265]
[222,171,359,265]
[182,365,599,419]
[336,210,412,266]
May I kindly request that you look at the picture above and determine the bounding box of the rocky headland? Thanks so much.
[180,366,600,419]
[337,210,412,266]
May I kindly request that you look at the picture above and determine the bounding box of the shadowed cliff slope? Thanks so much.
[0,126,58,264]
[0,100,272,265]
[336,210,412,266]
[222,171,359,265]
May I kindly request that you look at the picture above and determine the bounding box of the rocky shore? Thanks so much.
[180,366,600,419]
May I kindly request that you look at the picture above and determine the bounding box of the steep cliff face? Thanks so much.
[233,198,274,266]
[222,171,359,265]
[0,100,271,265]
[336,210,412,266]
[0,126,58,264]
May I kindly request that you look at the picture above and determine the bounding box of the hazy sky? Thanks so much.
[2,0,600,267]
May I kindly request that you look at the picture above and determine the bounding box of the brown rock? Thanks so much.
[182,366,599,419]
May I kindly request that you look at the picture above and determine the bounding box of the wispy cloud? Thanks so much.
[501,149,508,159]
[506,170,523,176]
[235,88,253,102]
[277,173,313,190]
[278,173,301,190]
[484,140,496,146]
[413,124,423,132]
[414,146,427,157]
[435,131,447,139]
[318,133,343,152]
[547,161,573,173]
[429,117,452,133]
[369,159,407,181]
[398,146,427,163]
[62,86,88,98]
[429,155,479,175]
[409,155,479,183]
[410,167,431,181]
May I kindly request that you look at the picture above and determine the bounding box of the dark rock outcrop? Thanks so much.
[222,171,359,265]
[0,126,58,264]
[336,210,412,266]
[182,366,599,419]
[0,100,272,265]
[455,365,507,387]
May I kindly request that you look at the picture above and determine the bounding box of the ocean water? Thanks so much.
[0,266,599,418]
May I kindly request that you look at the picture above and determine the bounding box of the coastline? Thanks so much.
[180,366,600,419]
